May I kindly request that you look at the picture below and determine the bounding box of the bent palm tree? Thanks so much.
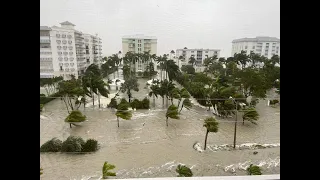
[242,108,259,125]
[203,117,219,150]
[176,164,193,177]
[115,99,132,127]
[165,104,179,126]
[102,161,116,179]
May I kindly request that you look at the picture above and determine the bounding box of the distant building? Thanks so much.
[231,36,280,59]
[122,34,157,73]
[40,21,102,80]
[176,48,221,65]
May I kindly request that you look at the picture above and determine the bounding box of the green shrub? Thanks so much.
[61,136,85,152]
[141,97,150,109]
[65,110,86,122]
[247,164,262,175]
[269,99,279,105]
[137,71,143,76]
[130,99,141,109]
[40,138,62,152]
[176,164,193,177]
[82,139,99,152]
[40,104,44,112]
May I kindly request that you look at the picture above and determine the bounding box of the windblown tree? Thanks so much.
[57,76,85,113]
[115,99,132,127]
[176,164,193,177]
[165,104,179,126]
[65,110,86,128]
[242,107,259,125]
[203,117,219,150]
[166,59,180,81]
[181,65,195,74]
[120,76,139,103]
[102,162,116,179]
[148,80,160,108]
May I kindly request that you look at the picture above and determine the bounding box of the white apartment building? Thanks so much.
[176,48,221,65]
[40,21,102,80]
[122,34,157,73]
[231,36,280,59]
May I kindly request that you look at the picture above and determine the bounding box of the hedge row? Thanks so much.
[40,92,61,105]
[40,136,99,153]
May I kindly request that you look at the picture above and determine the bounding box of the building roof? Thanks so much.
[122,34,157,39]
[232,36,280,43]
[60,21,75,26]
[40,26,51,31]
[176,48,220,51]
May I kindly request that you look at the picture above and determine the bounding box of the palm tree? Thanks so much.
[115,99,132,127]
[176,164,193,177]
[246,164,262,175]
[40,168,43,175]
[203,117,219,150]
[165,104,179,126]
[120,76,139,103]
[188,55,196,66]
[102,161,116,179]
[234,50,250,69]
[242,107,259,125]
[156,55,168,80]
[149,80,160,108]
[166,60,180,81]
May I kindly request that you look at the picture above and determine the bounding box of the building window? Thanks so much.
[64,63,69,67]
[62,34,66,38]
[62,40,67,44]
[58,57,63,61]
[69,46,73,50]
[57,40,61,44]
[70,63,74,66]
[252,46,255,49]
[56,34,60,38]
[205,51,208,53]
[64,57,68,61]
[67,35,72,39]
[65,68,69,72]
[245,46,248,49]
[58,52,62,55]
[71,68,75,72]
[57,46,61,50]
[87,59,90,63]
[63,52,68,55]
[70,57,74,61]
[276,51,278,53]
[276,47,279,49]
[68,41,72,44]
[69,52,73,55]
[191,51,194,53]
[214,51,218,54]
[63,46,67,50]
[60,66,63,71]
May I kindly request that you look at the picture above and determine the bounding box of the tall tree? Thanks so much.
[165,104,179,126]
[203,117,219,150]
[242,107,259,125]
[120,76,139,103]
[115,99,132,127]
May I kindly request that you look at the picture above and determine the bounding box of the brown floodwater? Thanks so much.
[40,78,280,180]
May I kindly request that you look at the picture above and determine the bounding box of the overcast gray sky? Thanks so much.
[40,0,280,57]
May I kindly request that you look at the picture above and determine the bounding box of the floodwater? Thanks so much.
[40,74,280,180]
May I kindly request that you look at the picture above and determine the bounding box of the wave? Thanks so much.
[193,142,280,152]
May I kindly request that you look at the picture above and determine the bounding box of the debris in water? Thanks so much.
[193,142,203,152]
[253,151,258,155]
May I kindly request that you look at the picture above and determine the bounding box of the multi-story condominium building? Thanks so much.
[176,48,221,65]
[122,34,157,73]
[40,21,102,80]
[231,36,280,59]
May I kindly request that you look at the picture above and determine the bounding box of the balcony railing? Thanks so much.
[40,39,51,43]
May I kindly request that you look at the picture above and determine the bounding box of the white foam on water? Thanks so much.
[223,156,280,173]
[193,142,280,152]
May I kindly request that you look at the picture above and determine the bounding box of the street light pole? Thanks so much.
[233,101,238,149]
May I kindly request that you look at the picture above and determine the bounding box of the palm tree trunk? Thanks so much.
[162,97,164,108]
[98,93,101,108]
[179,104,184,113]
[69,123,72,128]
[204,130,209,150]
[117,117,119,127]
[92,92,95,107]
[166,117,168,126]
[153,94,155,108]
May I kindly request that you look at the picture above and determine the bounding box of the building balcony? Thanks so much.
[40,39,51,43]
